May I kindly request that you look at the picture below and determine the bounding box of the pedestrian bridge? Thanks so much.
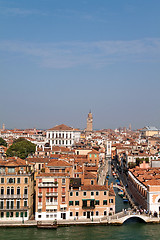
[101,211,160,225]
[113,184,124,191]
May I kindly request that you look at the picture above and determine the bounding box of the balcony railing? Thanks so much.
[23,194,28,199]
[1,206,28,211]
[46,202,58,206]
[82,205,95,209]
[38,183,58,187]
[46,192,58,197]
[0,194,24,199]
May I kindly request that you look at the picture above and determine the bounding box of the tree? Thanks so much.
[6,139,36,159]
[0,137,7,147]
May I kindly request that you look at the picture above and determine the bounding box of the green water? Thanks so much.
[0,223,160,240]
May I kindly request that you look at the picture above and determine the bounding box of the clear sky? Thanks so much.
[0,0,160,130]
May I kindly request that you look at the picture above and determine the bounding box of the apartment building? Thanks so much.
[35,159,73,221]
[35,172,70,221]
[0,158,34,221]
[68,183,115,220]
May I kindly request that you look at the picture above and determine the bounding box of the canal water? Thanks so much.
[109,173,130,213]
[0,224,160,240]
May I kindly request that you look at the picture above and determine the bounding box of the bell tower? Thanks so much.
[86,111,93,132]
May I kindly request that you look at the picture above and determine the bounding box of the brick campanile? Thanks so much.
[86,111,93,132]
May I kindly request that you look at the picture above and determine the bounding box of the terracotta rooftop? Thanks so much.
[47,124,78,131]
[47,159,72,167]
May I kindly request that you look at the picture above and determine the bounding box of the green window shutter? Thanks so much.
[6,212,9,218]
[25,212,27,217]
[16,212,19,217]
[21,212,23,217]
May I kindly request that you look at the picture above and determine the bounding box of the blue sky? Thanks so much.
[0,0,160,130]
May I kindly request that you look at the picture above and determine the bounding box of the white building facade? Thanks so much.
[46,124,81,148]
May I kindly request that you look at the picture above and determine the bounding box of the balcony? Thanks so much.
[46,202,58,206]
[1,206,28,211]
[46,192,58,197]
[38,183,58,187]
[82,205,95,209]
[23,194,28,199]
[0,194,22,199]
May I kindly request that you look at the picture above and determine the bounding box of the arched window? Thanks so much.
[1,187,4,195]
[11,187,14,195]
[17,187,20,195]
[7,187,10,195]
[24,187,28,195]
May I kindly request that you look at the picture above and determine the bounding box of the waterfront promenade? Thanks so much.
[0,210,160,227]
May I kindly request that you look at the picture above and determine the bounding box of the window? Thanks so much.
[91,192,94,196]
[6,201,10,209]
[89,154,91,158]
[17,200,20,209]
[25,212,27,218]
[24,187,28,195]
[1,178,4,184]
[83,212,86,216]
[91,180,94,185]
[8,167,15,173]
[83,191,86,196]
[11,200,14,209]
[95,200,99,205]
[7,178,15,184]
[6,212,9,218]
[96,191,99,196]
[16,212,19,217]
[104,191,107,196]
[0,201,3,209]
[75,201,79,206]
[104,211,107,216]
[1,187,4,195]
[91,211,94,216]
[109,199,113,204]
[11,187,14,195]
[96,211,99,216]
[103,200,107,205]
[62,178,65,184]
[95,154,97,157]
[76,192,79,197]
[7,187,10,195]
[24,178,28,184]
[70,192,73,197]
[69,201,73,206]
[17,187,20,195]
[76,212,79,217]
[38,215,41,218]
[1,212,4,218]
[110,208,113,211]
[24,200,27,207]
[70,212,73,217]
[17,178,21,184]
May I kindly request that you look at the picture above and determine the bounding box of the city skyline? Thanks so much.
[0,0,160,129]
